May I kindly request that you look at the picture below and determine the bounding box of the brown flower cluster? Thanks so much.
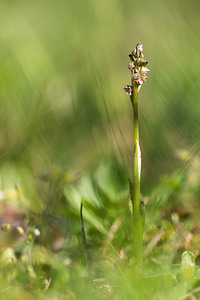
[123,43,149,95]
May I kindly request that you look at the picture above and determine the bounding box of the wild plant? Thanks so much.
[123,43,149,265]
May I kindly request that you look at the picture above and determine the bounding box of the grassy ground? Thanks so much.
[0,0,200,299]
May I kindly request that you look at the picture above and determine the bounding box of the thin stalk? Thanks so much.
[130,84,143,265]
[80,202,90,264]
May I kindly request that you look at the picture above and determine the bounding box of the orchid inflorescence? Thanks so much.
[123,43,150,95]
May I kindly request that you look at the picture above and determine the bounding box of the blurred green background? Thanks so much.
[1,0,200,194]
[0,0,200,298]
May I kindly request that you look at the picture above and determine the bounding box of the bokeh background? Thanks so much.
[0,0,200,237]
[0,1,200,298]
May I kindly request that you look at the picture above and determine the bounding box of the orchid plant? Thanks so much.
[123,43,150,265]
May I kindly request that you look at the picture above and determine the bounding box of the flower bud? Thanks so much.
[135,43,144,58]
[17,226,24,235]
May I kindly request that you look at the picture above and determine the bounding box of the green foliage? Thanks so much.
[0,157,199,299]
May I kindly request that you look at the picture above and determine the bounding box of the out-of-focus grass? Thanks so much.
[0,0,200,299]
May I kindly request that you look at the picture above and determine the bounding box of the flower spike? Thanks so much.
[123,43,150,94]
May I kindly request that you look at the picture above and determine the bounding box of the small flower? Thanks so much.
[129,53,137,62]
[128,63,136,72]
[135,77,144,85]
[138,58,148,67]
[140,75,148,83]
[141,67,150,74]
[123,85,132,95]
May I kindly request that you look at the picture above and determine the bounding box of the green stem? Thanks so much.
[130,83,143,265]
